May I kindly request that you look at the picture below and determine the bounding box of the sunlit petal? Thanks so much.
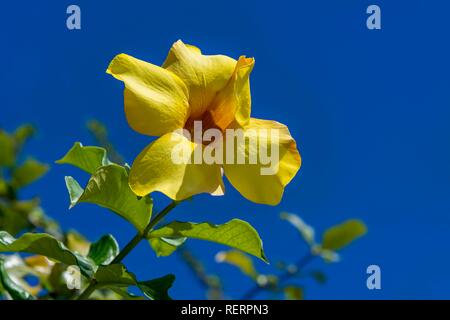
[163,40,236,119]
[129,132,224,200]
[223,118,301,205]
[207,56,254,130]
[107,53,189,136]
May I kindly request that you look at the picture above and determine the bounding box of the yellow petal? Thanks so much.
[107,53,189,136]
[162,40,236,119]
[129,132,224,200]
[223,118,301,205]
[207,56,254,130]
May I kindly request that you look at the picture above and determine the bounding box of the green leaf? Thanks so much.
[0,231,95,277]
[148,219,268,263]
[95,264,175,300]
[56,142,111,174]
[0,179,7,196]
[284,285,303,300]
[138,274,175,300]
[65,164,152,233]
[322,219,367,251]
[95,264,136,287]
[280,212,315,246]
[11,158,49,188]
[26,204,62,237]
[0,131,15,166]
[0,203,31,236]
[64,176,84,206]
[215,250,258,279]
[65,230,91,256]
[13,124,35,147]
[0,257,35,300]
[88,234,119,265]
[310,270,327,284]
[149,237,186,257]
[109,287,144,300]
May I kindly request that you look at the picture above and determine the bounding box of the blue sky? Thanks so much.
[1,0,450,299]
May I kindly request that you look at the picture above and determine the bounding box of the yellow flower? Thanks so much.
[107,40,301,205]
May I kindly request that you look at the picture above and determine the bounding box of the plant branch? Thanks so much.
[77,279,98,300]
[240,252,316,300]
[178,246,223,299]
[76,200,180,300]
[112,200,179,264]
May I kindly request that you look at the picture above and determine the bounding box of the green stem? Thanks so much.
[76,200,180,300]
[77,280,98,300]
[112,200,179,264]
[110,232,143,265]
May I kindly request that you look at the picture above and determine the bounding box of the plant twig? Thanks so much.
[112,200,179,264]
[178,246,223,299]
[87,119,125,165]
[76,200,180,300]
[240,253,315,300]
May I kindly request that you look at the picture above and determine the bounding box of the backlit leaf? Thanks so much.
[0,231,95,277]
[56,142,111,174]
[149,237,186,257]
[215,250,258,279]
[0,131,15,166]
[64,177,84,207]
[11,158,49,188]
[322,219,367,251]
[65,164,152,233]
[95,264,136,287]
[65,231,91,256]
[148,219,267,262]
[13,124,35,147]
